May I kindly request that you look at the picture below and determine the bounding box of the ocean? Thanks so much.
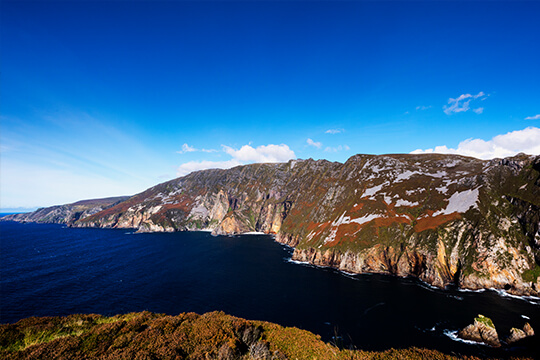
[0,220,538,357]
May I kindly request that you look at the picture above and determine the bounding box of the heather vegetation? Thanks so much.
[474,315,495,329]
[1,311,523,360]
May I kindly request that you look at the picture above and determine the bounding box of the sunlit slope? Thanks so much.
[0,311,501,360]
[20,153,540,296]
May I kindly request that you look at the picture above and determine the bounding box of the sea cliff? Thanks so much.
[4,153,540,296]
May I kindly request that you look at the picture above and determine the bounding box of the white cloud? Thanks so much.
[325,145,350,153]
[177,144,218,154]
[473,107,484,114]
[416,105,431,111]
[443,91,486,115]
[410,127,540,159]
[307,138,322,148]
[177,159,243,176]
[525,114,540,120]
[177,143,296,176]
[222,144,295,163]
[177,143,197,153]
[325,128,344,134]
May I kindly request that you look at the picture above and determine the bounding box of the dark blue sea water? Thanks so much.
[1,220,538,357]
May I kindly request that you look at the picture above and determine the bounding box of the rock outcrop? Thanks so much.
[0,311,495,360]
[507,323,535,344]
[3,153,540,296]
[458,315,501,347]
[523,322,535,337]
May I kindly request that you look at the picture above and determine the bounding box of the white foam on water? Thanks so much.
[489,288,540,305]
[443,330,488,346]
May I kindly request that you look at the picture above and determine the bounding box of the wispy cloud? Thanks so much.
[177,144,197,154]
[525,114,540,120]
[177,143,218,154]
[325,128,344,134]
[177,159,243,176]
[306,138,322,148]
[177,143,296,176]
[176,143,197,154]
[416,105,431,111]
[410,126,540,159]
[473,107,484,114]
[443,91,486,115]
[324,145,350,153]
[1,159,138,208]
[1,111,169,208]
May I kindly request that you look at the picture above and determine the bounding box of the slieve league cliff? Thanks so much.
[4,153,540,296]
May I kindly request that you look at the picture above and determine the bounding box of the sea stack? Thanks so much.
[458,315,501,347]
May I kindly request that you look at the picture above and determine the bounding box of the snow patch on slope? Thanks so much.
[361,182,389,198]
[331,211,384,228]
[350,214,383,225]
[395,170,419,182]
[433,188,480,216]
[395,199,420,207]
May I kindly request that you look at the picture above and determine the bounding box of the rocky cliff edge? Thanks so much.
[5,153,540,296]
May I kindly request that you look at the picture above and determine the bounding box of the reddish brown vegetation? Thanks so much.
[414,213,461,233]
[335,222,362,243]
[0,311,522,360]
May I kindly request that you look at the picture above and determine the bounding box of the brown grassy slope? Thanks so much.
[0,311,527,360]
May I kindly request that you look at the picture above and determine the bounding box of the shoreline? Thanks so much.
[3,219,539,303]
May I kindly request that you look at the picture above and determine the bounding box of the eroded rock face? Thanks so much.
[507,322,536,344]
[5,153,540,296]
[507,327,527,344]
[458,315,501,347]
[523,322,535,337]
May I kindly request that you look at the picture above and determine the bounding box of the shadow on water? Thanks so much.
[1,221,538,358]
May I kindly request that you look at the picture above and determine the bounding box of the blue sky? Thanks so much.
[1,0,539,210]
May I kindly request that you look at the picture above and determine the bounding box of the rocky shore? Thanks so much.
[457,314,535,348]
[3,153,540,296]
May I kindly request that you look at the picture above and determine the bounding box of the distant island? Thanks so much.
[3,153,539,297]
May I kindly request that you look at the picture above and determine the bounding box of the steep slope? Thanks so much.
[1,197,130,225]
[8,153,539,296]
[73,153,540,296]
[0,311,495,360]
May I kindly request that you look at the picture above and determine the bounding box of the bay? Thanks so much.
[0,220,538,358]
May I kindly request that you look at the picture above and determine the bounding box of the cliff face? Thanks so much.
[1,197,130,225]
[7,153,540,296]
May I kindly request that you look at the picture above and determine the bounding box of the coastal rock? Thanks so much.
[506,323,534,344]
[4,153,540,296]
[523,322,534,336]
[507,327,527,344]
[2,311,494,360]
[458,315,500,347]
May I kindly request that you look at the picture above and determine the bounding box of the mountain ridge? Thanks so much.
[4,153,539,296]
[1,196,130,225]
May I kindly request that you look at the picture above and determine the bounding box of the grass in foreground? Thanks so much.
[0,311,530,360]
